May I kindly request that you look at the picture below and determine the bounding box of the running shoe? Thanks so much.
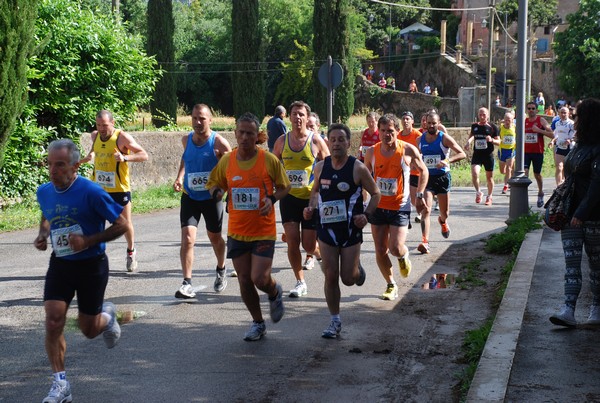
[485,195,493,206]
[302,255,315,270]
[381,283,399,300]
[399,255,412,278]
[126,249,137,272]
[175,282,196,299]
[549,304,576,327]
[502,184,509,194]
[537,193,545,208]
[417,242,430,254]
[102,302,121,349]
[356,262,366,286]
[289,280,307,298]
[214,267,227,292]
[434,198,439,211]
[43,380,72,403]
[243,321,266,341]
[229,270,238,278]
[321,320,342,339]
[269,283,285,323]
[439,217,450,239]
[414,213,422,223]
[587,305,600,325]
[475,191,483,204]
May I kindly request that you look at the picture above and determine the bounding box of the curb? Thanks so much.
[466,228,544,402]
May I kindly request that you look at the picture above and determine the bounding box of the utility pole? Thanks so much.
[486,0,496,112]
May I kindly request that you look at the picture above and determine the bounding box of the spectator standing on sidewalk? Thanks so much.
[35,139,128,403]
[267,105,287,152]
[549,98,600,328]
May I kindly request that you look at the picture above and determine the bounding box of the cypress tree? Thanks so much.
[0,0,38,168]
[231,0,265,119]
[312,0,354,124]
[147,0,177,128]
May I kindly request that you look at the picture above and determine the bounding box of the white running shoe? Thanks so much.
[102,302,121,349]
[214,268,227,292]
[43,380,72,403]
[126,249,137,272]
[243,321,267,341]
[175,282,196,299]
[302,255,315,270]
[549,304,576,327]
[289,280,308,298]
[321,320,342,338]
[587,305,600,325]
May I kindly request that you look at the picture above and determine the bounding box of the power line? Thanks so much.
[370,0,491,12]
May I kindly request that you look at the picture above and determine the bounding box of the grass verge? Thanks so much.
[0,184,180,233]
[455,212,542,402]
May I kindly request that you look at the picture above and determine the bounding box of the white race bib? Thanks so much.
[502,135,515,146]
[319,200,347,224]
[557,140,569,150]
[187,171,210,192]
[475,139,487,149]
[376,177,398,196]
[525,133,538,143]
[231,187,260,210]
[423,155,441,169]
[95,170,116,188]
[286,169,309,189]
[51,225,85,257]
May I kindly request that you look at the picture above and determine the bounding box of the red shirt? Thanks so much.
[524,116,545,154]
[359,128,380,161]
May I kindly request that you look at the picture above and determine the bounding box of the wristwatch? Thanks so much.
[416,192,424,199]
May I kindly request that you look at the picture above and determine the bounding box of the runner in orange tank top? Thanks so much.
[207,113,291,341]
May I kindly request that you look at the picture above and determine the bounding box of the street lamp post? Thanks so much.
[388,5,392,72]
[503,11,508,105]
[485,0,496,112]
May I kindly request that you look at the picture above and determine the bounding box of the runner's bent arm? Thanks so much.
[173,135,188,192]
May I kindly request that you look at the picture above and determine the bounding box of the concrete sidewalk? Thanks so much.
[468,227,600,402]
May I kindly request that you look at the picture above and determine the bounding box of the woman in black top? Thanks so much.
[550,98,600,327]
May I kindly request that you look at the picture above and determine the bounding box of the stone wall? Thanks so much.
[81,128,472,191]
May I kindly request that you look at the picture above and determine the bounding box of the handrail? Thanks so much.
[444,45,475,73]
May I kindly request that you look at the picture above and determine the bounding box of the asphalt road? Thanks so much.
[1,180,586,402]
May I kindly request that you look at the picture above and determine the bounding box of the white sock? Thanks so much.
[53,371,66,382]
[331,314,340,322]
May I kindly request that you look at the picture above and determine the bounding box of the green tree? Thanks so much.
[260,0,314,111]
[313,0,355,123]
[496,0,560,30]
[0,0,38,169]
[147,0,177,127]
[231,0,264,119]
[554,0,600,98]
[173,0,233,114]
[28,0,159,136]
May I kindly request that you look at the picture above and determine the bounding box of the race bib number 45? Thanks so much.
[231,187,260,210]
[51,225,85,257]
